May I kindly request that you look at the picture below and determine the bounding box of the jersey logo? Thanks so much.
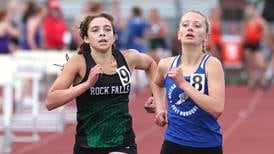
[116,65,131,86]
[190,74,205,93]
[168,73,205,117]
[175,93,189,105]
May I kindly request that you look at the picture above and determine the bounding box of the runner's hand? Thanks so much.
[155,109,168,127]
[144,96,156,113]
[87,64,103,87]
[167,67,186,87]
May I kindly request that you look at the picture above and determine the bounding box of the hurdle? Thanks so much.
[0,55,14,154]
[0,51,76,153]
[11,51,75,133]
[12,51,47,142]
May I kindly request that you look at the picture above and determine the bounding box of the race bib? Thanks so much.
[116,65,131,86]
[190,74,205,93]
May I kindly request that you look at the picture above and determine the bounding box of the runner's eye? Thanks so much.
[182,23,188,27]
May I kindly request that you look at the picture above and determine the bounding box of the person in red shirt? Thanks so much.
[43,0,68,49]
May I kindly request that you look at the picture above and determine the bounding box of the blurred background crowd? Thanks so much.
[0,0,273,86]
[0,0,274,153]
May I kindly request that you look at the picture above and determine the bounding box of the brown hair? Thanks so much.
[78,13,116,54]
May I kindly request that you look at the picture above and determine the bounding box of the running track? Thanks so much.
[11,85,274,154]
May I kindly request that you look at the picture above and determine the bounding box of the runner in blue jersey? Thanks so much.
[46,13,158,154]
[150,10,225,154]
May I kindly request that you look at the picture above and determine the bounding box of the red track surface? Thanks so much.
[10,85,274,154]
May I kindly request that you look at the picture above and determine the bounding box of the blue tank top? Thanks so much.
[164,54,222,148]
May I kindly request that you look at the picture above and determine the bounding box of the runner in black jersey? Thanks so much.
[46,13,158,154]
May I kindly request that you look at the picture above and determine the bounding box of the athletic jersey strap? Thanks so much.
[169,54,210,70]
[81,48,130,84]
[112,48,131,72]
[82,50,93,83]
[170,55,181,70]
[200,54,210,69]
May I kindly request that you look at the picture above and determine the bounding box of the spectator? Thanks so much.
[146,8,169,63]
[110,0,126,50]
[0,9,19,54]
[242,3,270,90]
[43,0,68,50]
[125,6,147,53]
[19,1,45,50]
[207,6,222,60]
[6,0,20,52]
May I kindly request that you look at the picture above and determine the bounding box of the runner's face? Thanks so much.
[178,12,208,46]
[85,17,115,52]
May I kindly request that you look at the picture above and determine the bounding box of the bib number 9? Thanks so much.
[117,65,131,86]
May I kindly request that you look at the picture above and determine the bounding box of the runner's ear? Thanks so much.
[84,36,89,43]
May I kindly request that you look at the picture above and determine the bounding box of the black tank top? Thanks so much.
[75,49,135,148]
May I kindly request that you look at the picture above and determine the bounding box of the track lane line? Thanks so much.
[223,90,263,141]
